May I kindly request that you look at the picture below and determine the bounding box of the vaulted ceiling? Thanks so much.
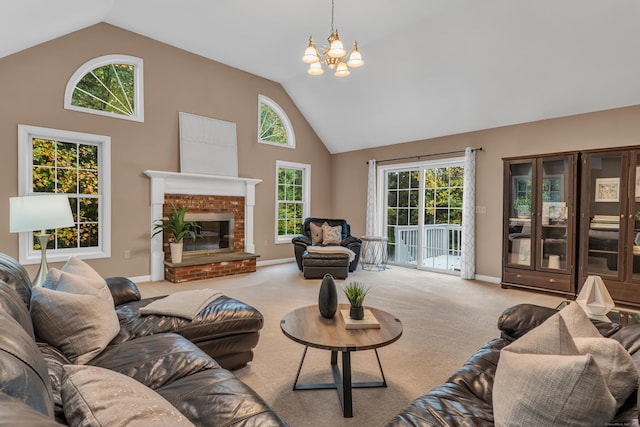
[2,1,640,153]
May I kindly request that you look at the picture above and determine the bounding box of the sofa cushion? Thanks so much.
[45,257,114,305]
[0,392,61,427]
[0,312,54,417]
[493,309,620,426]
[322,222,342,245]
[310,221,323,244]
[89,333,219,390]
[31,287,120,364]
[157,368,286,427]
[61,365,194,427]
[113,295,263,345]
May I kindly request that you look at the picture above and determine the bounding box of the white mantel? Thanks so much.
[144,170,262,281]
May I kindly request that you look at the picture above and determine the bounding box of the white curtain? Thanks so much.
[366,159,377,236]
[460,148,476,279]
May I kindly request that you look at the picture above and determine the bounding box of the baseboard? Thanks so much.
[128,275,152,283]
[474,274,501,284]
[257,257,295,267]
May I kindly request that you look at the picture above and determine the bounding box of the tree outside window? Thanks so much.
[276,161,310,243]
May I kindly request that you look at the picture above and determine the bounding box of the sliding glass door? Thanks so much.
[383,159,464,273]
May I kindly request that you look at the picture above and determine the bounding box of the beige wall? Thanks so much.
[0,23,332,278]
[333,105,640,279]
[2,22,639,281]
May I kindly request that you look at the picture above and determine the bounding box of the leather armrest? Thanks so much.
[105,277,141,307]
[292,235,312,246]
[497,303,558,340]
[341,236,362,247]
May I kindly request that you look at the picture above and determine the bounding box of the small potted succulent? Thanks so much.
[343,281,370,320]
[152,203,200,263]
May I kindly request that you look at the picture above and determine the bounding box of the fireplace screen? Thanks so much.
[183,213,234,255]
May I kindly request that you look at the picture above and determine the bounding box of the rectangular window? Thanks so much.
[275,160,310,244]
[18,125,111,264]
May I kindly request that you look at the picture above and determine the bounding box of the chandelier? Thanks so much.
[301,0,364,77]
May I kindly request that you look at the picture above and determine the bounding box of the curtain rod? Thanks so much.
[366,147,483,165]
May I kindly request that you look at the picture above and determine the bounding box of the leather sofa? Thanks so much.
[292,218,362,277]
[0,253,287,426]
[387,303,640,426]
[106,277,263,370]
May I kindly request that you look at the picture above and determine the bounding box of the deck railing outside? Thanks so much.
[393,224,462,268]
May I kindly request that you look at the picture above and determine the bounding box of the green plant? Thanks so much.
[342,282,370,308]
[152,203,200,243]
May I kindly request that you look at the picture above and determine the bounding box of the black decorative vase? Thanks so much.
[318,274,338,319]
[350,306,364,320]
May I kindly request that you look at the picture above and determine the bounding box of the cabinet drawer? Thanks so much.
[503,268,572,293]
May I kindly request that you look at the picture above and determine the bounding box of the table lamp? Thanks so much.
[9,195,75,287]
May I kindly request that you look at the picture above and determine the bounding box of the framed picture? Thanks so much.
[542,202,567,225]
[594,177,620,202]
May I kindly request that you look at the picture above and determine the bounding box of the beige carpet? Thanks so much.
[136,263,563,427]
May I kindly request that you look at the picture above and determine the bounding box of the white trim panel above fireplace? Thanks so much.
[144,170,262,281]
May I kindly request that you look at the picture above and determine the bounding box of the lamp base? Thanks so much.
[32,233,51,287]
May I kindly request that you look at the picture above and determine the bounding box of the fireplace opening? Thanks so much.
[183,212,235,257]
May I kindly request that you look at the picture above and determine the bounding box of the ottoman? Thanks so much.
[302,250,350,279]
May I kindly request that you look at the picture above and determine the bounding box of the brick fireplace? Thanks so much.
[145,170,261,282]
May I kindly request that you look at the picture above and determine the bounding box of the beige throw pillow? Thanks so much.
[62,365,194,427]
[30,286,120,364]
[310,222,323,244]
[321,222,342,245]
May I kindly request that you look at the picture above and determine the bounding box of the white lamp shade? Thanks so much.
[302,46,320,64]
[347,49,364,68]
[334,61,350,77]
[307,62,324,75]
[10,195,75,233]
[328,39,346,58]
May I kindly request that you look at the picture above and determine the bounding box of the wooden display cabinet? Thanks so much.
[579,148,640,307]
[502,153,578,297]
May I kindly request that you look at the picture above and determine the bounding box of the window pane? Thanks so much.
[79,145,98,169]
[56,142,77,168]
[259,104,287,144]
[33,167,55,192]
[80,198,98,222]
[33,139,55,166]
[79,170,98,195]
[58,169,78,193]
[56,226,78,249]
[73,64,135,116]
[79,223,99,247]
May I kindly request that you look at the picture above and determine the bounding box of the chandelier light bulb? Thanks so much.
[327,31,346,58]
[347,41,364,68]
[302,37,320,64]
[334,61,350,77]
[308,62,324,76]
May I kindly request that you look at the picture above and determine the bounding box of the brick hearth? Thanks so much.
[161,194,257,283]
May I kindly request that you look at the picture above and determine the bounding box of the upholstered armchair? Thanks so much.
[292,218,362,273]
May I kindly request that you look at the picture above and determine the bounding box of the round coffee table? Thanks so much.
[280,304,402,417]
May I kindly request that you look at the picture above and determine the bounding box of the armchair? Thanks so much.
[292,218,362,273]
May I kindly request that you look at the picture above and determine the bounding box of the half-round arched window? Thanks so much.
[64,55,144,122]
[258,95,295,148]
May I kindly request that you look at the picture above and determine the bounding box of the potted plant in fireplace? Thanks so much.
[152,203,200,263]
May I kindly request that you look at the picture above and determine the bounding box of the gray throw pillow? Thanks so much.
[310,222,323,244]
[322,222,342,245]
[30,287,120,364]
[493,313,617,426]
[62,365,194,427]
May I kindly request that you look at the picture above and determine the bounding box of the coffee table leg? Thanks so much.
[342,351,353,417]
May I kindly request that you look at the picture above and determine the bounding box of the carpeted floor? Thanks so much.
[136,262,563,427]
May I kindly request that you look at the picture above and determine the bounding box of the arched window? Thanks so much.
[258,95,295,148]
[64,55,144,122]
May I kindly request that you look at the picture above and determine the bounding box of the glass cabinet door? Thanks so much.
[629,151,640,282]
[584,152,625,279]
[539,157,571,272]
[506,161,534,268]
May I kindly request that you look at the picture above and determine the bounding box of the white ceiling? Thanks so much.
[2,1,640,154]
